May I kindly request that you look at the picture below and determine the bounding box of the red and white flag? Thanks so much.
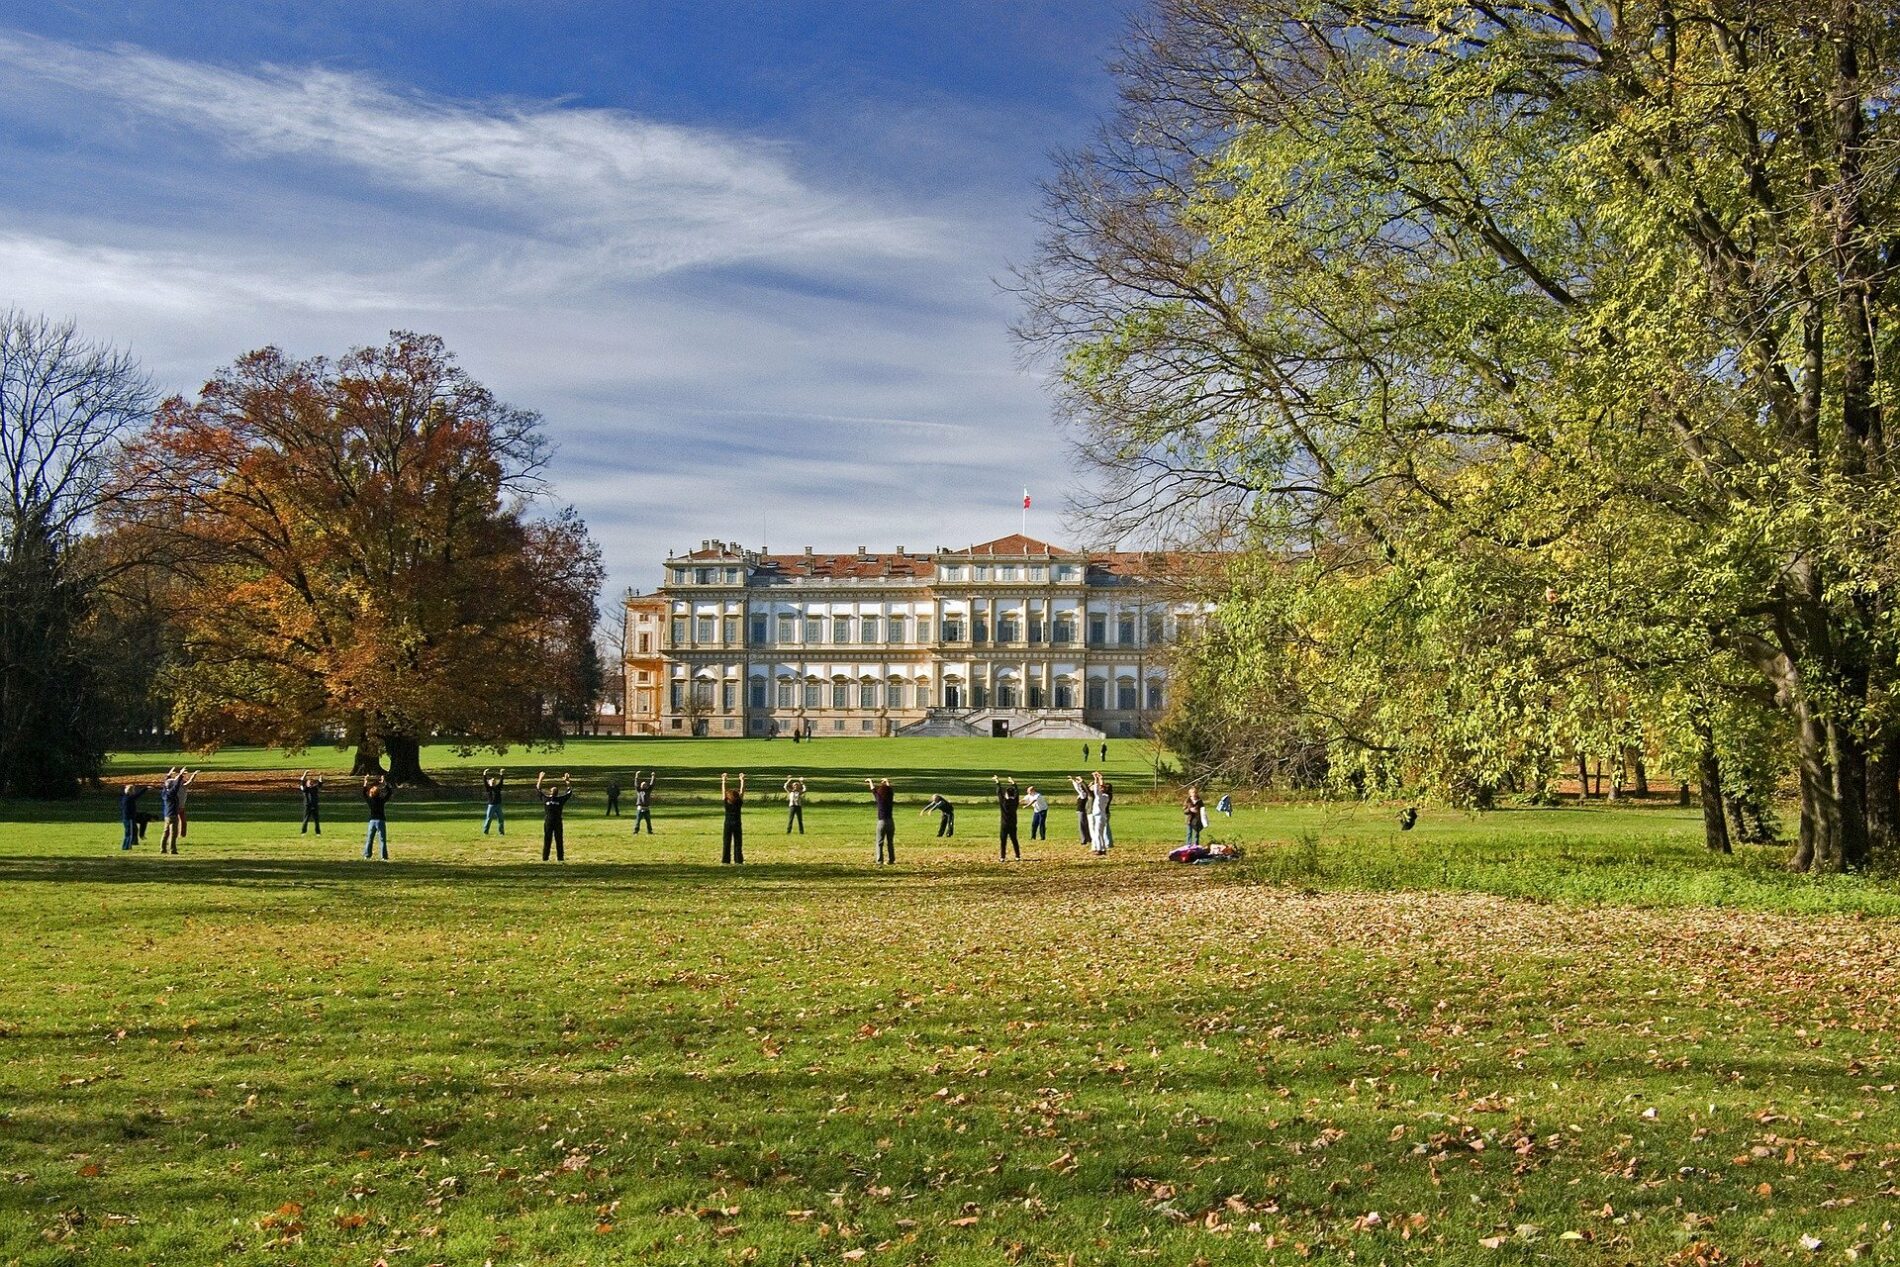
[1022,488,1032,509]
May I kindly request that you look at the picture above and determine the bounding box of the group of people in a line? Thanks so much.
[115,765,1230,867]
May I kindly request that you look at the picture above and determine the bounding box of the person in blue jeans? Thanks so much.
[1182,786,1205,847]
[362,775,395,860]
[1025,785,1049,840]
[119,783,147,850]
[480,767,506,835]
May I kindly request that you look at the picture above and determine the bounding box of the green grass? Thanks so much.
[2,742,1897,1264]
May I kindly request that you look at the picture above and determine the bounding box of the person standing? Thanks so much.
[480,768,506,835]
[866,777,896,865]
[1182,786,1206,848]
[632,771,655,834]
[362,775,394,860]
[1091,771,1115,851]
[992,775,1022,861]
[174,771,197,841]
[1025,785,1049,840]
[119,783,147,850]
[1069,775,1096,853]
[159,768,195,854]
[604,775,622,817]
[784,777,807,834]
[1099,742,1108,763]
[920,793,956,837]
[720,772,746,864]
[1081,741,1088,760]
[537,771,574,862]
[298,771,324,835]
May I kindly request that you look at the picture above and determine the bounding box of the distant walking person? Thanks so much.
[632,771,655,834]
[537,771,574,861]
[604,775,622,816]
[1070,775,1096,853]
[784,777,807,834]
[361,775,394,860]
[1182,786,1205,847]
[720,772,746,864]
[119,783,147,850]
[480,768,507,835]
[159,768,195,854]
[1091,771,1114,851]
[1081,742,1088,760]
[1025,785,1048,840]
[1099,742,1107,763]
[866,777,896,865]
[920,793,956,837]
[993,775,1022,860]
[298,771,324,835]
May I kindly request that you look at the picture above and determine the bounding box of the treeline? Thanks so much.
[0,316,603,796]
[1022,0,1899,872]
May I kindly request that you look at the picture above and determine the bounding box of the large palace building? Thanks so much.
[621,534,1201,740]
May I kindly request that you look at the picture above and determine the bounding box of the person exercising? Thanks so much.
[605,774,622,816]
[159,768,195,854]
[784,777,807,834]
[993,775,1022,861]
[480,767,506,835]
[632,771,655,834]
[536,771,573,861]
[1025,784,1048,840]
[362,775,395,860]
[298,771,324,835]
[720,772,746,864]
[119,783,147,850]
[920,792,955,837]
[866,777,896,865]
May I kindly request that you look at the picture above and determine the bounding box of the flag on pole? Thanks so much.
[1022,488,1032,509]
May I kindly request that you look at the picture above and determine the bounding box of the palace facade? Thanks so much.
[622,534,1200,739]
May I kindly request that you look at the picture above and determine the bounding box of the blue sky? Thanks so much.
[0,1,1129,598]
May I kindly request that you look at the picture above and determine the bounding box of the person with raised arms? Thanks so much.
[866,777,896,865]
[632,771,656,835]
[992,774,1022,861]
[720,772,746,864]
[1025,784,1049,841]
[1069,774,1096,854]
[536,771,574,862]
[784,776,807,834]
[298,770,324,835]
[159,767,195,855]
[361,774,395,861]
[480,767,507,836]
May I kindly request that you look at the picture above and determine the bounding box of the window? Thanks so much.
[670,617,688,645]
[833,719,846,731]
[721,682,737,710]
[1147,682,1164,711]
[778,614,796,643]
[696,616,716,643]
[997,614,1018,643]
[693,679,715,708]
[1053,564,1076,582]
[1147,614,1165,646]
[777,681,796,708]
[997,680,1017,708]
[1054,682,1074,708]
[1028,615,1044,644]
[944,683,963,708]
[725,567,740,584]
[723,616,740,645]
[975,565,992,581]
[670,568,685,584]
[803,617,823,643]
[887,681,906,709]
[831,681,849,709]
[1086,679,1106,709]
[972,681,988,707]
[860,616,880,644]
[1028,683,1045,708]
[1118,617,1136,646]
[695,567,713,584]
[670,682,683,709]
[861,719,875,731]
[940,565,962,581]
[943,617,964,642]
[915,619,931,642]
[832,616,852,644]
[859,682,877,708]
[1053,616,1074,644]
[1029,566,1047,582]
[997,565,1017,581]
[1088,617,1106,646]
[636,632,651,654]
[803,681,821,709]
[750,680,768,708]
[1117,681,1138,710]
[750,615,768,644]
[886,616,904,643]
[972,616,988,644]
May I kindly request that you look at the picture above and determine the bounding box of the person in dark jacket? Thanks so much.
[537,771,574,861]
[361,775,395,860]
[605,775,622,816]
[632,771,655,834]
[866,777,896,865]
[720,772,746,864]
[993,775,1022,860]
[920,793,955,837]
[298,771,323,835]
[119,783,147,850]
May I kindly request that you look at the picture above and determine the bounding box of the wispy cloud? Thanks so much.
[0,30,941,289]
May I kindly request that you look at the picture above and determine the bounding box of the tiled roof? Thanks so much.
[953,534,1070,557]
[754,553,937,580]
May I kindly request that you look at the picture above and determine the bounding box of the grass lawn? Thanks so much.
[2,740,1896,1264]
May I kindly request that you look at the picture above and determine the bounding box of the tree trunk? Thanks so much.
[384,734,431,786]
[1793,704,1838,872]
[1576,753,1589,802]
[1698,728,1731,854]
[1867,734,1899,867]
[1633,754,1649,797]
[351,746,385,776]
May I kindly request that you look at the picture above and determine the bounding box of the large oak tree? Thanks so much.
[110,333,602,782]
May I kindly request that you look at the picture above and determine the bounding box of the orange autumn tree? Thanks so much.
[109,332,602,782]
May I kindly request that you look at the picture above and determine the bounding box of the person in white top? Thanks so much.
[1024,785,1049,840]
[1089,771,1113,853]
[784,777,807,834]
